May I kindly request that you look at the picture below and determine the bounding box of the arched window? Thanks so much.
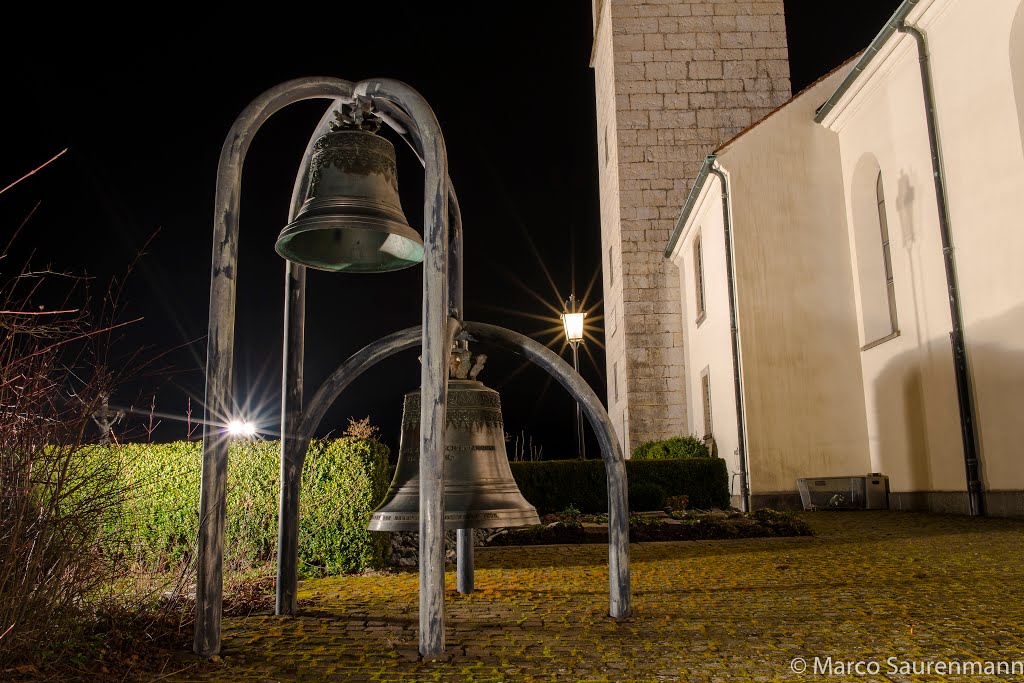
[876,172,898,333]
[851,155,899,347]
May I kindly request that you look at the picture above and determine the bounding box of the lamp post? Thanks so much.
[561,293,586,460]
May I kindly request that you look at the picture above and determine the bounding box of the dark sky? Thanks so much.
[1,2,900,459]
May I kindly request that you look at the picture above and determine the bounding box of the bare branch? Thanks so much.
[0,148,68,197]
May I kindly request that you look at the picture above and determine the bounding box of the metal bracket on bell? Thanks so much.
[330,96,381,133]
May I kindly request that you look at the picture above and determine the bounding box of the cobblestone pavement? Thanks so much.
[167,512,1024,682]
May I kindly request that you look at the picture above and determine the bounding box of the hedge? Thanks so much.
[632,434,709,460]
[104,438,390,576]
[510,457,730,514]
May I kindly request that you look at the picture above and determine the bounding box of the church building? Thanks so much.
[595,0,1024,516]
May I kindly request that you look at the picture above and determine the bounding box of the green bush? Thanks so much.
[107,438,390,576]
[632,434,710,460]
[510,457,729,514]
[628,482,667,511]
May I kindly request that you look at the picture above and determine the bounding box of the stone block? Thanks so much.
[615,17,660,35]
[631,93,665,110]
[650,109,697,129]
[676,16,714,33]
[711,16,738,31]
[664,93,690,109]
[688,92,716,109]
[721,32,753,49]
[753,31,787,48]
[736,14,771,32]
[758,59,789,79]
[665,32,697,49]
[689,61,723,80]
[644,33,665,50]
[723,60,756,79]
[618,111,650,130]
[614,33,645,51]
[614,63,645,82]
[658,18,679,33]
[638,4,669,17]
[695,32,721,48]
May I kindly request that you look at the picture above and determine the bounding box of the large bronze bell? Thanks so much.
[275,122,424,272]
[369,353,540,531]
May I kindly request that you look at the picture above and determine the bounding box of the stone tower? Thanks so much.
[591,0,791,454]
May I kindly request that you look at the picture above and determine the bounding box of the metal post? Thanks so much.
[355,78,450,656]
[571,342,585,460]
[277,260,305,615]
[456,529,474,594]
[277,100,341,616]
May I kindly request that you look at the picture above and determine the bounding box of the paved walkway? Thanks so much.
[169,512,1024,682]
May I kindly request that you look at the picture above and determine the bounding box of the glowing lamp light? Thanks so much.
[227,419,257,437]
[561,310,585,346]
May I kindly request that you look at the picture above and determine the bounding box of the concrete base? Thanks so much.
[744,489,1024,518]
[890,490,1024,518]
[746,492,803,511]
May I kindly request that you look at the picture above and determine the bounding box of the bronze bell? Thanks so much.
[368,353,540,531]
[275,126,424,272]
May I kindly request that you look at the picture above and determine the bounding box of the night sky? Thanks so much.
[2,2,899,459]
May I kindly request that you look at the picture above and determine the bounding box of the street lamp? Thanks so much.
[561,293,586,459]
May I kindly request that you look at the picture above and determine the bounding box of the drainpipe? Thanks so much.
[706,158,751,513]
[898,22,984,516]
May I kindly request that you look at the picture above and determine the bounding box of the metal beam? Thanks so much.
[354,78,450,656]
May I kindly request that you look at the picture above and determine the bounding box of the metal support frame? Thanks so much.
[196,75,629,659]
[289,322,632,619]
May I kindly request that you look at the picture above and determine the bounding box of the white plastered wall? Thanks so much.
[822,0,1024,495]
[669,67,871,499]
[668,179,741,496]
[716,69,871,496]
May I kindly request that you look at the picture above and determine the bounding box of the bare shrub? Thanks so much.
[0,251,138,667]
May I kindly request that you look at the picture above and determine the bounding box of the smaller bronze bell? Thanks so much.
[369,352,540,531]
[275,126,423,272]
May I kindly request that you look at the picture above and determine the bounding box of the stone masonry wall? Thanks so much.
[593,0,791,453]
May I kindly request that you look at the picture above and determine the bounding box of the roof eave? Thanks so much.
[664,155,716,259]
[813,0,921,124]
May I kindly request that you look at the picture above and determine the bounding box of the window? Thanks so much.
[608,245,614,285]
[693,234,706,324]
[700,367,712,438]
[604,126,610,167]
[851,155,899,348]
[613,361,619,403]
[877,172,898,334]
[608,304,616,337]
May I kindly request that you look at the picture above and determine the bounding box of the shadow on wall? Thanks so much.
[872,305,1024,495]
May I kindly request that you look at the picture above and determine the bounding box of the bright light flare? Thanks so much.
[227,419,257,437]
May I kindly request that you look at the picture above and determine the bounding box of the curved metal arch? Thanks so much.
[199,76,454,657]
[196,77,357,656]
[293,321,631,619]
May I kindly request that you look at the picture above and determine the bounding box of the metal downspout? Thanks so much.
[707,159,751,512]
[898,22,984,516]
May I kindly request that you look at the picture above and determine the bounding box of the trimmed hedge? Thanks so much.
[632,434,709,460]
[107,438,390,576]
[510,457,729,514]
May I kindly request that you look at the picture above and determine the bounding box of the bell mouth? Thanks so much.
[368,507,541,532]
[275,215,424,273]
